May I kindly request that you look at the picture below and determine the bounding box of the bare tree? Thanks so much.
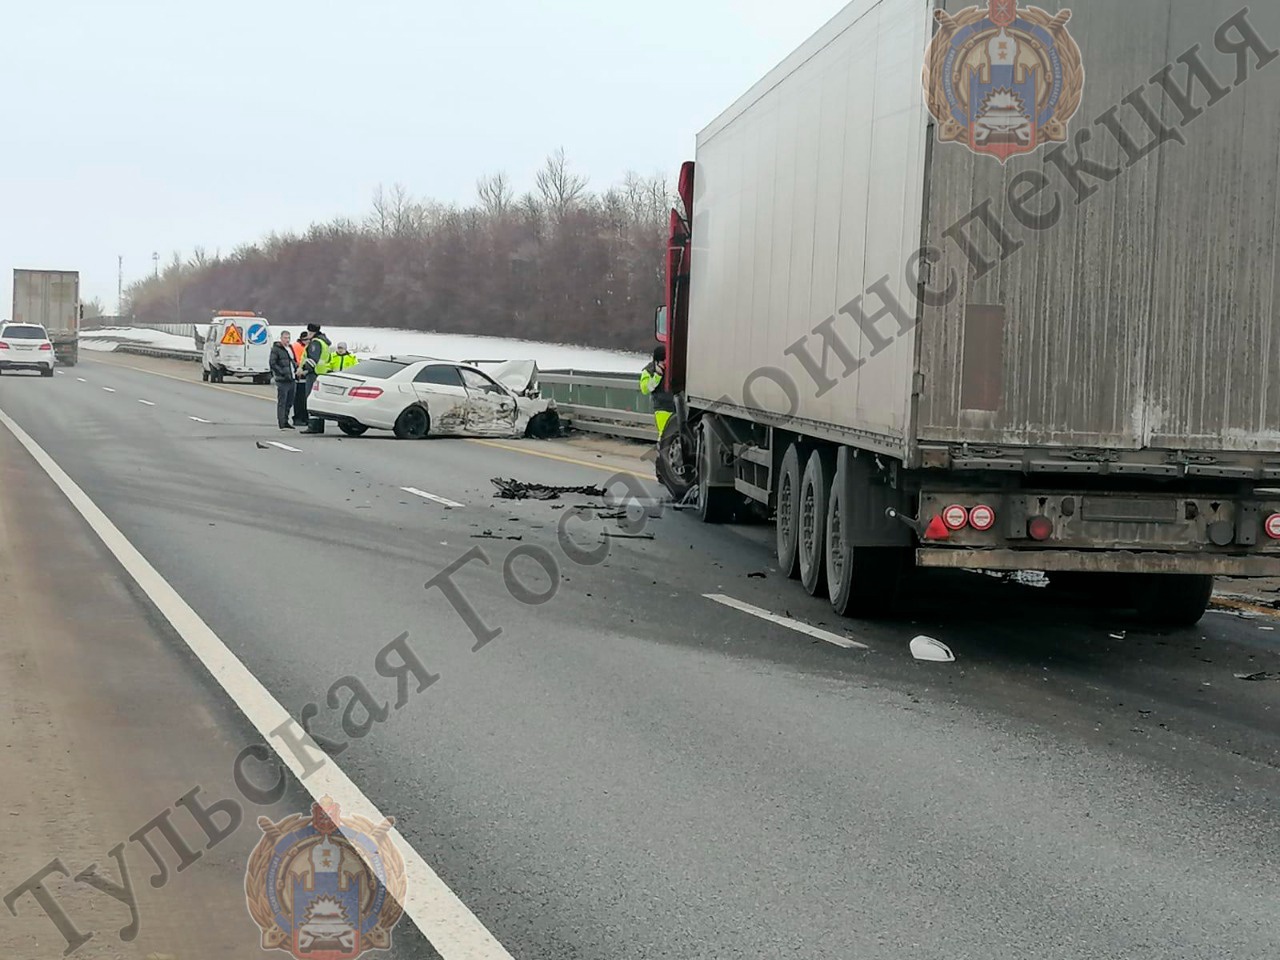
[535,148,588,220]
[477,172,513,218]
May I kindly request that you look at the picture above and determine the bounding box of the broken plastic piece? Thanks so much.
[1234,671,1280,682]
[910,636,955,662]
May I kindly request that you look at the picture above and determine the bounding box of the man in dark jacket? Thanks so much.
[300,324,332,434]
[270,331,298,429]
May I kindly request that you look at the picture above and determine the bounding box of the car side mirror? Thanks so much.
[654,305,668,341]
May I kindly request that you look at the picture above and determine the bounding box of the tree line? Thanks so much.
[123,151,672,351]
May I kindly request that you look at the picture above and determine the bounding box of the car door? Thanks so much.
[411,364,470,434]
[459,368,519,436]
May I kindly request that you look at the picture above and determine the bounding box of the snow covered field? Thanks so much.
[82,326,648,373]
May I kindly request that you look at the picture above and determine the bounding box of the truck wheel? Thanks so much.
[825,476,906,617]
[1128,574,1214,627]
[393,405,430,439]
[776,443,802,579]
[656,426,695,500]
[798,448,834,597]
[695,419,735,523]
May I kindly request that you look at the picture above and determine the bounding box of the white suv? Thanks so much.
[0,323,56,377]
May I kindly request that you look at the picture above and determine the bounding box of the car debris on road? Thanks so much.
[491,478,607,500]
[910,636,956,663]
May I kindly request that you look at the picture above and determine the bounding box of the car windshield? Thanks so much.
[339,358,407,380]
[3,325,46,339]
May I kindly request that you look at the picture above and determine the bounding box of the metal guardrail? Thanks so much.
[94,340,657,442]
[539,371,655,442]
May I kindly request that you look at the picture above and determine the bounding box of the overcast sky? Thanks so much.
[1,0,845,309]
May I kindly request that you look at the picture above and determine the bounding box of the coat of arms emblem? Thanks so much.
[923,0,1085,163]
[245,797,407,958]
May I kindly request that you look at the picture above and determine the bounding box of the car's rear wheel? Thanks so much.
[393,405,430,440]
[41,367,54,378]
[338,419,369,437]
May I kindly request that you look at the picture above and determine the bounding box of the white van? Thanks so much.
[200,312,272,383]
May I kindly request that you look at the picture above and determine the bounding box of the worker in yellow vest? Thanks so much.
[321,342,359,374]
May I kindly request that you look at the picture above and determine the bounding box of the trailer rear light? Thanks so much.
[1027,515,1054,541]
[942,504,969,530]
[968,504,996,531]
[348,386,383,399]
[1266,514,1280,540]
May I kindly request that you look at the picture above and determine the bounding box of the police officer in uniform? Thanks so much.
[300,324,332,434]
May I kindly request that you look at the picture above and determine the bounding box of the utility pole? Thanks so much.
[117,256,123,316]
[152,252,159,278]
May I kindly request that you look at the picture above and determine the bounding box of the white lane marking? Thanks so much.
[0,405,517,960]
[401,486,465,508]
[102,386,115,393]
[56,371,65,376]
[266,440,301,453]
[138,399,156,406]
[189,416,212,424]
[704,594,870,650]
[76,377,87,382]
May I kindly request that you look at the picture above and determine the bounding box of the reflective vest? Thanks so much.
[639,361,674,412]
[324,353,358,374]
[306,337,332,375]
[290,342,304,365]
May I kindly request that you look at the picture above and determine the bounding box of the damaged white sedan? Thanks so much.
[306,355,561,440]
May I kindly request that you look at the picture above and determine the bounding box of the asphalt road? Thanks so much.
[2,353,1279,960]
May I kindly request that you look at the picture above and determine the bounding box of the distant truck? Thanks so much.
[12,269,81,366]
[199,311,273,384]
[654,0,1280,627]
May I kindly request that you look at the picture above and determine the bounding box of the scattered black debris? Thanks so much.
[1235,671,1280,682]
[491,478,607,500]
[507,535,523,541]
[471,533,503,541]
[603,532,655,540]
[255,441,269,450]
[748,571,767,580]
[597,510,630,521]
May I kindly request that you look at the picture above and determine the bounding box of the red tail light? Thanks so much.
[1027,515,1054,541]
[968,505,996,531]
[0,342,9,350]
[942,504,969,530]
[1265,514,1280,540]
[38,343,52,351]
[348,386,383,399]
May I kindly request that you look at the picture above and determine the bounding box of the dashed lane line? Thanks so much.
[138,399,156,406]
[704,593,870,650]
[0,405,517,960]
[266,440,301,453]
[401,486,465,508]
